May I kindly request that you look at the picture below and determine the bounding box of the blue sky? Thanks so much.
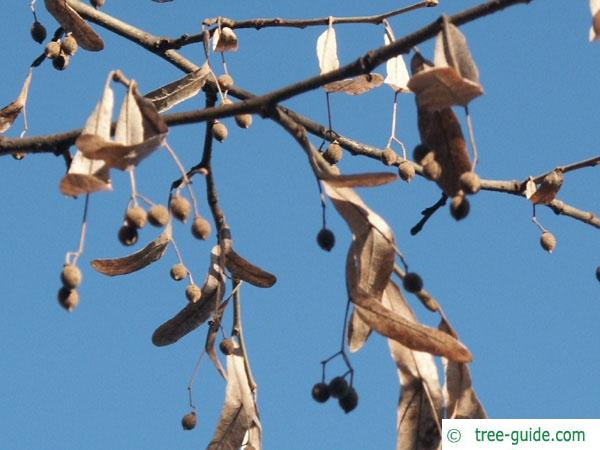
[0,1,598,449]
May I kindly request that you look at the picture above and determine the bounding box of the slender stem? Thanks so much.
[187,349,206,410]
[531,204,547,233]
[231,280,257,392]
[464,106,479,170]
[410,193,448,236]
[128,168,139,205]
[164,140,200,218]
[66,193,90,266]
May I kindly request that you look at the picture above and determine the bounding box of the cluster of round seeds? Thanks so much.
[58,264,82,311]
[181,411,197,431]
[311,376,358,413]
[44,35,78,71]
[317,228,335,252]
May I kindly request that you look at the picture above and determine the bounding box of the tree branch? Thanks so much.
[163,0,437,50]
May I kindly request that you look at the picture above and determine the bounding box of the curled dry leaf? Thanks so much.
[439,319,487,419]
[206,321,227,380]
[91,224,172,276]
[144,62,211,113]
[316,25,339,74]
[0,69,33,134]
[78,81,168,170]
[152,245,226,346]
[347,306,373,352]
[382,281,443,450]
[208,353,262,450]
[212,26,239,52]
[590,0,600,41]
[60,72,114,196]
[353,288,472,363]
[408,20,483,111]
[412,54,471,198]
[319,171,398,188]
[384,34,410,93]
[324,73,384,95]
[527,170,564,205]
[44,0,104,51]
[225,250,277,288]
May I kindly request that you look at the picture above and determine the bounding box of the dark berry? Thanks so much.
[219,338,236,355]
[317,228,335,252]
[328,376,349,399]
[118,224,138,246]
[412,144,430,163]
[403,272,423,293]
[311,382,330,403]
[450,195,470,221]
[338,386,358,413]
[30,21,47,44]
[181,411,196,430]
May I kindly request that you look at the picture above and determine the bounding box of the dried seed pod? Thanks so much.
[423,159,442,181]
[45,41,61,59]
[324,142,343,165]
[31,21,47,44]
[450,195,470,221]
[61,264,82,289]
[181,411,197,431]
[58,287,79,311]
[219,338,236,355]
[125,205,147,229]
[398,160,415,182]
[412,144,431,163]
[234,113,253,129]
[338,386,358,413]
[52,53,70,71]
[459,171,481,195]
[403,272,423,293]
[61,34,78,56]
[185,284,202,303]
[118,224,138,246]
[217,74,234,90]
[148,204,170,227]
[169,196,191,223]
[311,382,330,403]
[191,216,212,240]
[212,122,228,142]
[328,376,349,399]
[170,263,187,281]
[381,147,398,166]
[317,228,335,252]
[540,231,557,253]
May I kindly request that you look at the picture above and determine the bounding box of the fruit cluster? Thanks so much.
[58,264,82,311]
[311,376,358,413]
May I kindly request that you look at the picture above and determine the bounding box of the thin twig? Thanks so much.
[410,193,448,235]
